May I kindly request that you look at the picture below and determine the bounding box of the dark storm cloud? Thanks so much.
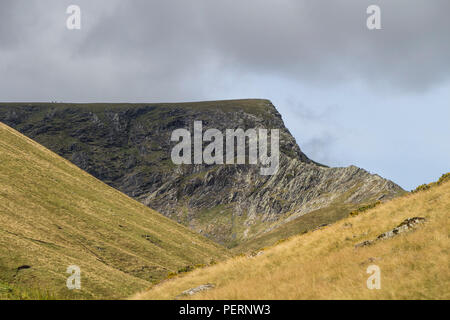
[0,0,449,100]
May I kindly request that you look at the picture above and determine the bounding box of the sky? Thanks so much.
[0,0,449,190]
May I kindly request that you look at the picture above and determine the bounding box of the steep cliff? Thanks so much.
[0,100,404,247]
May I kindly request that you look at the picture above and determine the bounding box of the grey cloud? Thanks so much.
[302,135,338,166]
[280,100,343,166]
[198,0,450,91]
[0,0,449,100]
[0,0,40,50]
[80,0,450,92]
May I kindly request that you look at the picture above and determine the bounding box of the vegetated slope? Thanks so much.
[0,100,404,247]
[234,202,355,253]
[0,122,228,299]
[134,174,450,300]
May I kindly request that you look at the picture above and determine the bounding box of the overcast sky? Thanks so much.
[1,0,449,190]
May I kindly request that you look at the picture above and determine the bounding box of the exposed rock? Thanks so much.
[377,217,426,240]
[247,251,265,258]
[177,283,215,298]
[355,240,374,248]
[359,257,382,266]
[355,217,426,248]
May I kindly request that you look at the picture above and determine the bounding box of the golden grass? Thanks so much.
[0,122,228,299]
[134,178,449,300]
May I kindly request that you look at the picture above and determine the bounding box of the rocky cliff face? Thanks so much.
[0,100,404,246]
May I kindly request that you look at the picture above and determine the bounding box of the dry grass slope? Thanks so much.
[135,176,449,300]
[0,122,228,299]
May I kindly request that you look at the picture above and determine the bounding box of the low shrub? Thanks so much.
[349,201,381,217]
[412,173,450,193]
[437,172,450,185]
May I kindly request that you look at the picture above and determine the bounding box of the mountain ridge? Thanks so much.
[0,99,404,247]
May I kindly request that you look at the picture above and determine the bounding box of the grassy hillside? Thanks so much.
[0,122,228,299]
[135,175,449,300]
[0,99,273,119]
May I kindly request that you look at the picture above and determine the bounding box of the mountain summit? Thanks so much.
[0,100,404,247]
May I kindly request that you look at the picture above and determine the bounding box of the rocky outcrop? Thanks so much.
[355,217,426,248]
[177,283,215,298]
[376,217,426,240]
[0,100,404,246]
